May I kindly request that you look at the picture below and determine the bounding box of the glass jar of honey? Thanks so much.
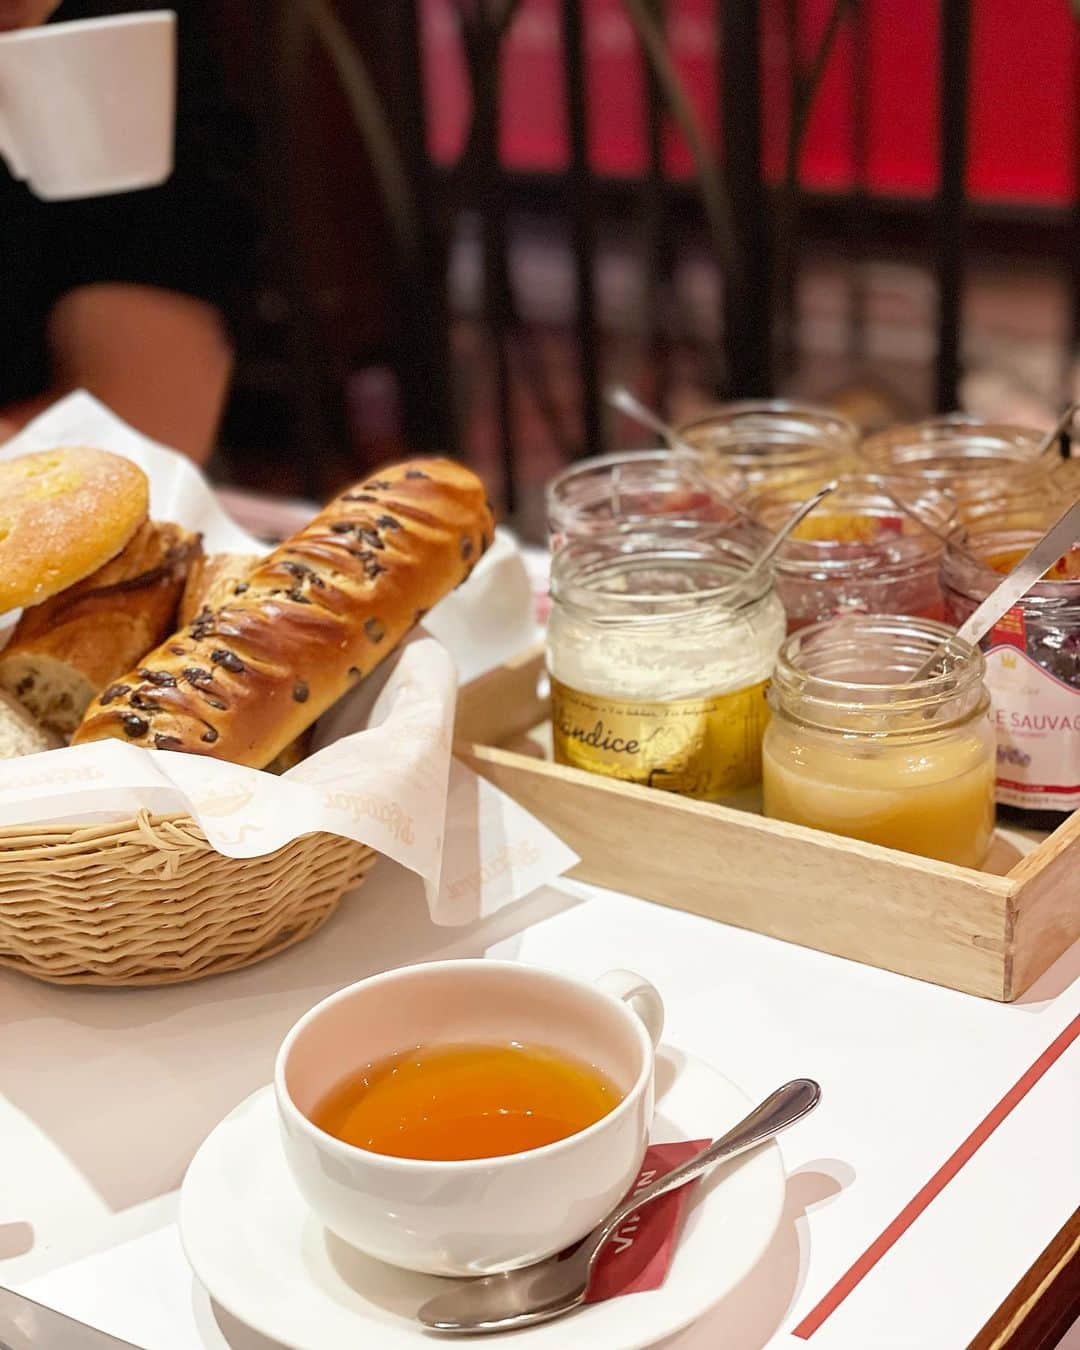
[943,510,1080,830]
[545,449,746,552]
[762,615,996,867]
[676,401,857,498]
[749,476,955,631]
[858,417,1059,522]
[547,524,786,802]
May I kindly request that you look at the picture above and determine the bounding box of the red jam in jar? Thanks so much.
[751,477,954,632]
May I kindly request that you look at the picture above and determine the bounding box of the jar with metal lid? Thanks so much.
[749,475,956,631]
[676,401,857,497]
[943,509,1080,829]
[762,614,996,867]
[545,449,747,552]
[547,524,786,801]
[858,417,1060,522]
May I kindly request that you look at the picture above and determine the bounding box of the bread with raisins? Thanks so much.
[71,459,494,768]
[0,521,201,737]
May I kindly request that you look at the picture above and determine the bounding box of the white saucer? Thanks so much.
[179,1048,785,1350]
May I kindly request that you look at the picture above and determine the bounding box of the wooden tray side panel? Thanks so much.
[1007,810,1080,999]
[455,645,548,748]
[459,744,1015,1001]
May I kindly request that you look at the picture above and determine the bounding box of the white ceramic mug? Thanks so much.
[274,959,664,1276]
[0,11,175,200]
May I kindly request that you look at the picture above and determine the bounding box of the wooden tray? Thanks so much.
[455,646,1079,1002]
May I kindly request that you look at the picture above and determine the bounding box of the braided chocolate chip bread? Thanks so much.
[72,459,494,768]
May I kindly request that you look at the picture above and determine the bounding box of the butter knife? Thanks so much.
[916,498,1080,679]
[0,1286,143,1350]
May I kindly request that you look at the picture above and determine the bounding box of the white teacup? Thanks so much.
[274,960,664,1276]
[0,11,175,200]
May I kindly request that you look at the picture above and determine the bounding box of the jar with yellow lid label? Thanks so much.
[762,614,996,867]
[546,525,786,802]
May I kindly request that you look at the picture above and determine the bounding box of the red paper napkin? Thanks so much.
[586,1139,711,1302]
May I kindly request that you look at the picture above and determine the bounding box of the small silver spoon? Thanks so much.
[417,1077,821,1336]
[913,497,1080,681]
[742,479,838,584]
[606,384,699,457]
[1035,401,1078,462]
[605,385,753,519]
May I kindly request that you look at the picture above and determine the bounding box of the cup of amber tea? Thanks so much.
[274,959,664,1275]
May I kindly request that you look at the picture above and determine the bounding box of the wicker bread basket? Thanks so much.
[0,812,376,986]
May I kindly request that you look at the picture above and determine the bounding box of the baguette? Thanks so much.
[0,522,202,737]
[73,459,494,767]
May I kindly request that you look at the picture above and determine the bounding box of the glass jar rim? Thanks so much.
[749,476,952,577]
[771,613,986,714]
[549,525,773,623]
[676,400,857,443]
[860,416,1047,476]
[547,447,717,504]
[944,526,1080,601]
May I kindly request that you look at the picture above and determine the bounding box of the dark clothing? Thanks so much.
[0,0,254,406]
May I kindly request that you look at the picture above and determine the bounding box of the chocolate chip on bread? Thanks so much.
[179,552,262,629]
[0,521,201,737]
[0,447,149,614]
[72,459,495,768]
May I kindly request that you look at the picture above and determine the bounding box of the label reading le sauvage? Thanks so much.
[551,678,770,801]
[985,607,1080,812]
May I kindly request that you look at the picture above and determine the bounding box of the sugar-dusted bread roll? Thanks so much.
[179,553,262,630]
[73,459,494,767]
[0,447,149,613]
[0,522,202,737]
[0,688,62,759]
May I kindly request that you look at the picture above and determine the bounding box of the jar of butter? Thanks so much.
[762,615,996,867]
[943,511,1080,830]
[547,525,786,802]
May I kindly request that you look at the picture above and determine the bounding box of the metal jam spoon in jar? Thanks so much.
[914,498,1080,681]
[605,385,749,509]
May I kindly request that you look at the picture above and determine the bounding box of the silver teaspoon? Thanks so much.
[606,384,699,456]
[605,384,752,519]
[417,1077,821,1336]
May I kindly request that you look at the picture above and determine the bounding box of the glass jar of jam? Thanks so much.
[943,510,1080,830]
[547,524,786,802]
[545,449,746,552]
[859,417,1060,522]
[676,401,857,498]
[749,475,955,631]
[763,614,996,867]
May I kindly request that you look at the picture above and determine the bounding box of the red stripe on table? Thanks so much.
[793,1012,1080,1339]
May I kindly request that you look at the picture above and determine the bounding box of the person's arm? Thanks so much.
[0,283,233,459]
[42,282,233,464]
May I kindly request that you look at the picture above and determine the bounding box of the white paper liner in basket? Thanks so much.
[0,393,575,921]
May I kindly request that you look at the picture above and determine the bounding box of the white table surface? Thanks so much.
[2,854,1078,1350]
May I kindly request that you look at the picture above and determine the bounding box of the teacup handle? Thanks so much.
[596,969,664,1048]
